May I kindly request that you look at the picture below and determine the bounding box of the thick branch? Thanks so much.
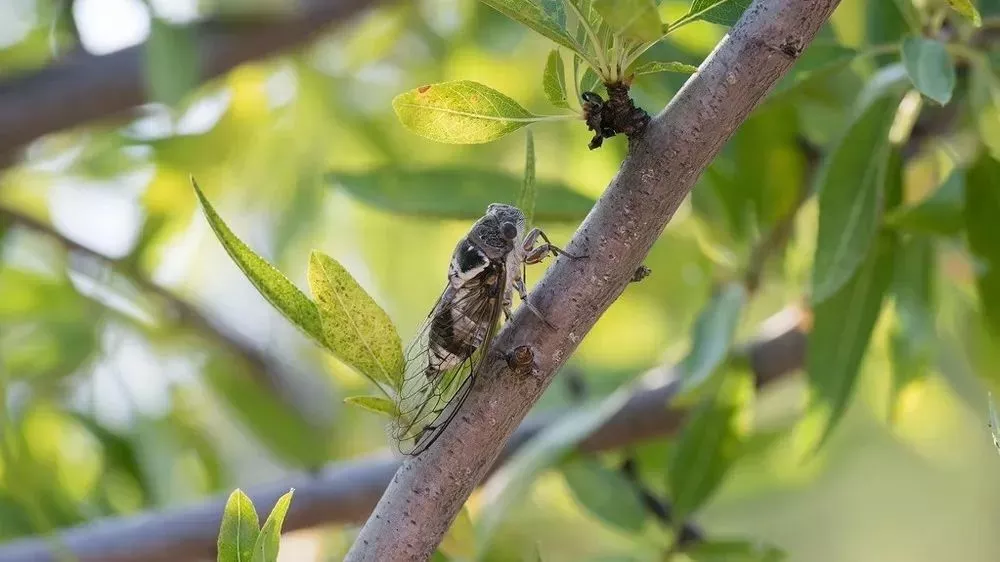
[0,0,388,157]
[0,307,807,562]
[346,1,839,560]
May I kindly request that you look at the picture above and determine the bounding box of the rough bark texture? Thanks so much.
[0,0,388,157]
[345,1,840,560]
[0,307,807,562]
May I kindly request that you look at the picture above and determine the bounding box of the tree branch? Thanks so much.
[0,0,389,158]
[345,1,839,559]
[0,306,807,562]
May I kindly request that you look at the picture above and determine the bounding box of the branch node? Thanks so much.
[581,81,650,150]
[505,345,537,376]
[631,265,652,283]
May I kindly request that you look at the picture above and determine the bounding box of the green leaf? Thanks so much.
[947,0,983,25]
[393,80,548,144]
[518,130,537,229]
[970,65,1000,161]
[251,489,294,562]
[686,0,751,27]
[543,49,570,109]
[811,94,899,303]
[808,228,897,449]
[965,152,1000,337]
[218,489,260,562]
[769,43,859,99]
[989,393,1000,454]
[192,178,324,345]
[475,384,634,550]
[687,539,786,562]
[561,458,647,533]
[479,0,584,56]
[541,0,567,30]
[888,237,936,422]
[144,18,200,106]
[328,167,595,222]
[593,0,663,42]
[680,282,747,391]
[885,170,964,236]
[668,370,753,521]
[901,38,956,105]
[440,506,476,560]
[307,251,404,390]
[344,395,397,418]
[631,61,698,76]
[579,66,602,95]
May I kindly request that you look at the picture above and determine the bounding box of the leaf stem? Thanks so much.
[563,0,611,77]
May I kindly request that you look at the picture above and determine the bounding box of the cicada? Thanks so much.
[390,204,576,455]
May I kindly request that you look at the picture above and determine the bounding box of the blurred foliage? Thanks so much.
[0,0,999,561]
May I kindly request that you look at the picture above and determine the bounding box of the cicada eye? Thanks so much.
[501,222,518,240]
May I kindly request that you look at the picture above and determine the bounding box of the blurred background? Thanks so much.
[1,0,1000,560]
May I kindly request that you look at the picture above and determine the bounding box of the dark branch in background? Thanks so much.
[0,307,807,562]
[0,207,293,397]
[0,0,390,159]
[346,1,840,560]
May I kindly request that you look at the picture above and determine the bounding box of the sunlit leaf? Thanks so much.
[561,458,647,533]
[518,130,537,228]
[685,0,752,27]
[328,167,595,222]
[440,506,476,560]
[393,81,549,144]
[192,179,324,346]
[478,0,585,57]
[687,539,786,562]
[344,395,397,418]
[218,489,260,562]
[965,152,1000,337]
[593,0,662,42]
[885,170,964,236]
[947,0,983,25]
[631,61,698,76]
[901,38,956,105]
[970,65,1000,161]
[680,282,747,391]
[543,49,570,109]
[251,489,294,562]
[811,93,899,303]
[307,251,404,390]
[668,370,753,521]
[144,18,200,106]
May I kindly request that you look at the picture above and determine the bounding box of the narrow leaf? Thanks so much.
[344,395,397,418]
[989,393,1000,454]
[144,18,200,106]
[770,43,859,99]
[479,0,584,56]
[251,490,294,562]
[543,49,570,109]
[328,167,594,222]
[192,178,324,345]
[970,65,1000,161]
[217,489,260,562]
[888,236,935,422]
[517,130,537,229]
[561,459,647,533]
[948,0,983,25]
[680,282,747,391]
[965,152,1000,337]
[811,94,898,303]
[632,61,698,76]
[668,371,753,521]
[686,0,752,27]
[902,38,956,105]
[884,170,964,236]
[307,251,404,390]
[593,0,663,42]
[687,539,786,562]
[393,81,545,144]
[440,506,476,560]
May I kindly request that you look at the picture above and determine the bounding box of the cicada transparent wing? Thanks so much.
[390,260,506,456]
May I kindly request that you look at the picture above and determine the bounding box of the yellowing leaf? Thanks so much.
[217,489,260,562]
[192,178,324,345]
[250,489,294,562]
[307,251,404,390]
[392,81,548,144]
[344,395,397,418]
[947,0,982,25]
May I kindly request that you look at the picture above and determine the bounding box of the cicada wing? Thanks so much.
[390,263,506,456]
